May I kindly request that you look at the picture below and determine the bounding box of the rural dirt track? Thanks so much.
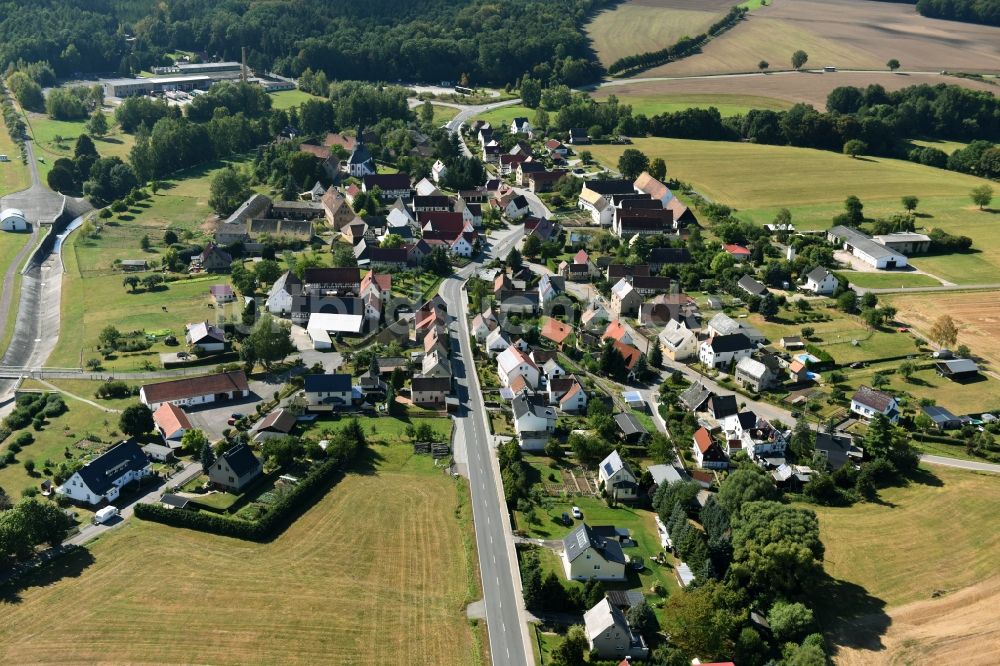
[639,0,1000,76]
[833,575,1000,666]
[887,291,1000,368]
[602,70,998,111]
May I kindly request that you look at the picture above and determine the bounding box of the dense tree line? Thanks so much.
[0,0,614,87]
[916,0,1000,25]
[607,6,748,76]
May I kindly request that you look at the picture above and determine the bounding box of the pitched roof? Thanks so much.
[723,243,751,256]
[362,173,411,191]
[648,247,691,265]
[71,440,149,495]
[512,393,555,421]
[603,320,631,343]
[738,275,768,296]
[142,371,249,405]
[256,408,296,434]
[706,333,754,353]
[408,375,449,394]
[153,402,191,435]
[497,347,536,375]
[806,266,833,283]
[614,412,647,437]
[187,321,225,344]
[634,171,671,199]
[304,267,361,285]
[648,464,683,486]
[220,443,260,477]
[560,380,585,406]
[680,382,712,411]
[708,395,738,419]
[303,373,353,393]
[693,427,716,453]
[736,356,770,379]
[852,385,896,411]
[563,523,627,565]
[583,179,634,196]
[612,340,643,370]
[541,318,572,345]
[611,278,636,300]
[936,358,980,376]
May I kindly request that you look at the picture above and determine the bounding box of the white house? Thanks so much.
[0,208,29,231]
[558,378,588,413]
[303,373,353,411]
[471,309,497,342]
[598,450,638,501]
[139,371,250,410]
[485,327,511,357]
[265,271,302,317]
[510,117,533,135]
[577,188,612,226]
[707,312,765,344]
[503,194,530,220]
[431,159,447,183]
[152,402,191,445]
[803,266,839,295]
[659,318,699,361]
[693,427,728,469]
[584,599,649,661]
[511,393,556,450]
[562,523,627,581]
[851,385,900,423]
[56,440,151,505]
[185,321,226,352]
[699,333,754,370]
[497,346,539,389]
[741,417,789,460]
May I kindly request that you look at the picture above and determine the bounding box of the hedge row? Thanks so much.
[135,455,344,541]
[607,6,747,76]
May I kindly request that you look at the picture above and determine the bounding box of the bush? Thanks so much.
[12,432,34,447]
[135,455,345,541]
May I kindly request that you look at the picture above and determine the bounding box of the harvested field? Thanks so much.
[809,466,1000,664]
[585,0,730,67]
[598,70,998,112]
[0,444,481,665]
[639,0,1000,76]
[886,290,1000,368]
[835,575,1000,666]
[591,91,793,116]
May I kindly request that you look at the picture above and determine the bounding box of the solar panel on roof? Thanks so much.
[576,530,588,549]
[603,462,614,476]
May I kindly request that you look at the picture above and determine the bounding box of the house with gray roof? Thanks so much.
[827,225,907,269]
[598,450,638,500]
[737,274,768,298]
[561,523,627,581]
[614,413,648,444]
[584,598,649,661]
[56,440,151,505]
[803,266,839,295]
[209,444,262,492]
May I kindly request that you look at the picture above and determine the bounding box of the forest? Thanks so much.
[0,0,612,86]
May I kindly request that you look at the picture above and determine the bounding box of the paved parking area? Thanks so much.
[185,390,264,440]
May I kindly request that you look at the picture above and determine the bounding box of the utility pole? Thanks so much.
[241,47,248,83]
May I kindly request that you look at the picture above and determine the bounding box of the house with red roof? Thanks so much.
[541,317,573,347]
[723,243,751,261]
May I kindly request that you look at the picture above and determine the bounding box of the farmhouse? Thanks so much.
[648,247,691,272]
[584,598,649,661]
[610,279,642,319]
[209,284,235,305]
[56,440,151,505]
[633,171,672,204]
[723,244,751,261]
[209,444,263,492]
[411,376,451,406]
[198,244,233,272]
[803,267,839,295]
[827,226,907,269]
[152,402,191,445]
[562,523,627,581]
[497,346,540,389]
[850,385,899,423]
[659,319,699,361]
[578,188,612,226]
[598,450,638,500]
[362,173,411,201]
[139,371,250,410]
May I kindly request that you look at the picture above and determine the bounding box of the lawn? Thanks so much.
[432,104,459,126]
[588,138,999,284]
[810,465,1000,611]
[909,138,969,156]
[21,377,140,411]
[747,309,918,364]
[479,104,532,128]
[0,443,482,665]
[590,92,793,117]
[515,495,680,605]
[302,414,453,447]
[0,126,29,197]
[838,365,1000,415]
[268,88,323,110]
[26,112,134,180]
[839,271,941,289]
[0,393,120,503]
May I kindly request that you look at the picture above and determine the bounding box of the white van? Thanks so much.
[94,506,119,524]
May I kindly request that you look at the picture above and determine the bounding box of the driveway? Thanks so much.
[185,384,267,440]
[63,461,203,547]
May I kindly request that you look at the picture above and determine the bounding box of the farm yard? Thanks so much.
[0,442,482,666]
[587,139,1000,284]
[595,70,997,114]
[887,291,1000,369]
[635,0,1000,77]
[584,0,732,68]
[810,466,1000,664]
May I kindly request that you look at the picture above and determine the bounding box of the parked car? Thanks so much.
[230,412,244,419]
[630,556,645,571]
[561,512,572,526]
[572,506,582,519]
[227,418,237,426]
